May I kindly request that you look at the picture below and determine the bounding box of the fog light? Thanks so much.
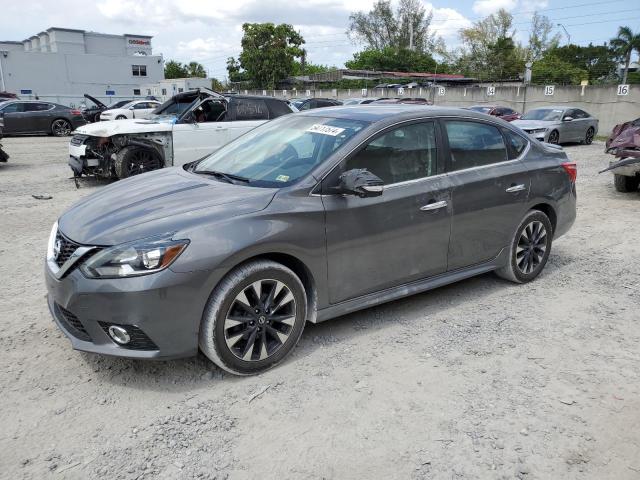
[108,325,131,345]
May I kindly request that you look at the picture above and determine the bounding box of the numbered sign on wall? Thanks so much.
[544,85,555,96]
[262,90,267,96]
[437,87,446,96]
[361,88,368,97]
[282,90,287,97]
[617,84,630,96]
[486,86,496,96]
[397,87,405,96]
[306,90,311,97]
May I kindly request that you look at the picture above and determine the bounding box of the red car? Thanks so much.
[467,105,521,122]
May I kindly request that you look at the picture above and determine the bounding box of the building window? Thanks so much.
[161,88,167,96]
[178,88,184,93]
[133,89,141,96]
[132,65,147,77]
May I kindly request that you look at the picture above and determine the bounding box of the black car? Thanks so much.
[81,94,132,123]
[0,101,86,136]
[291,98,342,110]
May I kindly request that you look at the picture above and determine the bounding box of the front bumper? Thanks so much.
[523,130,548,142]
[44,261,213,360]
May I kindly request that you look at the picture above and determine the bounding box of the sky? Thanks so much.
[1,0,638,79]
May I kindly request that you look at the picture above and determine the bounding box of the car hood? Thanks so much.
[84,94,106,109]
[58,168,277,245]
[511,120,557,130]
[74,117,175,136]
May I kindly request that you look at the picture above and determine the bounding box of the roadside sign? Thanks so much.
[486,86,496,96]
[398,87,404,96]
[20,89,32,95]
[361,88,368,97]
[106,90,115,96]
[544,85,555,96]
[437,87,446,96]
[617,84,630,96]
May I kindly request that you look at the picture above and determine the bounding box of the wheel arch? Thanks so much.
[50,117,71,131]
[529,202,557,234]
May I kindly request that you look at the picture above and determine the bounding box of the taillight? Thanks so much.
[561,162,577,183]
[71,109,82,115]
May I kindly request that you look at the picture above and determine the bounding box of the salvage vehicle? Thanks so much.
[68,88,295,179]
[512,107,598,144]
[80,94,132,123]
[602,117,640,192]
[466,105,521,122]
[0,100,86,136]
[98,100,161,121]
[46,105,577,375]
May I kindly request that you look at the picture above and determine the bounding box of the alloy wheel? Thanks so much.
[585,128,594,145]
[224,279,296,361]
[126,149,160,176]
[516,221,547,274]
[52,119,71,136]
[548,130,559,144]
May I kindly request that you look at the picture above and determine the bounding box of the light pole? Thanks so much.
[557,23,571,45]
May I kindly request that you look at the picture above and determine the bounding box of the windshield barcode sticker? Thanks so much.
[306,124,345,136]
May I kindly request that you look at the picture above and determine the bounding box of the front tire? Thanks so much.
[114,146,162,179]
[584,127,595,145]
[614,174,640,192]
[495,210,553,284]
[199,260,307,375]
[547,130,560,144]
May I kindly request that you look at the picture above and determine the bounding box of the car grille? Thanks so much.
[70,134,87,146]
[99,323,159,351]
[54,232,81,268]
[55,303,92,341]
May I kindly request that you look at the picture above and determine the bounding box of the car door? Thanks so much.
[561,109,581,141]
[443,119,531,270]
[23,102,54,132]
[0,102,25,133]
[322,120,452,304]
[171,98,229,166]
[225,98,270,142]
[572,109,591,140]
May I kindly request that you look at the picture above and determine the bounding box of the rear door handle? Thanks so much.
[420,200,447,211]
[506,184,526,193]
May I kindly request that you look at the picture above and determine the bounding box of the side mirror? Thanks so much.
[129,106,135,110]
[335,168,384,198]
[563,116,573,122]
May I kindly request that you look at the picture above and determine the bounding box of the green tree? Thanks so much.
[349,0,440,52]
[526,12,561,62]
[543,44,617,83]
[610,26,640,84]
[164,60,188,79]
[345,47,437,72]
[230,23,305,88]
[291,61,333,76]
[186,61,207,78]
[211,78,225,91]
[531,55,588,85]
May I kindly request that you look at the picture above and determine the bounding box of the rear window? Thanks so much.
[232,98,269,120]
[503,129,528,159]
[266,99,292,118]
[445,121,508,171]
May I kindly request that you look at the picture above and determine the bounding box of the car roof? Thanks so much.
[298,105,496,123]
[529,105,570,110]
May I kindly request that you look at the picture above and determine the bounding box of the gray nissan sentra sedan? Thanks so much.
[45,106,577,375]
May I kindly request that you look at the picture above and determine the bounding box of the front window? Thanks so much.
[521,109,563,121]
[132,65,147,77]
[194,115,369,187]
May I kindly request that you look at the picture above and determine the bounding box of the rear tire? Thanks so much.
[199,260,307,375]
[51,119,72,137]
[114,146,162,179]
[614,174,640,192]
[584,127,595,145]
[495,210,553,284]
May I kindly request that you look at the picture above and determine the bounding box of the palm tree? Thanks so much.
[610,26,640,84]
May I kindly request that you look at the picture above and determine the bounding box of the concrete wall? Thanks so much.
[243,85,640,134]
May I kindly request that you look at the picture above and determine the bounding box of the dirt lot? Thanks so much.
[0,136,639,480]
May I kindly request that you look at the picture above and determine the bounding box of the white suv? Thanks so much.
[68,89,296,179]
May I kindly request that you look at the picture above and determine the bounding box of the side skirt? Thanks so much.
[314,248,508,323]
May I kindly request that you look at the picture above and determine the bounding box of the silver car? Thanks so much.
[512,106,598,145]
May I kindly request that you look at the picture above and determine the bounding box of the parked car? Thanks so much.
[0,118,8,163]
[68,88,295,178]
[466,105,521,122]
[342,98,381,105]
[98,99,161,121]
[80,94,132,123]
[0,100,86,136]
[512,107,598,144]
[46,105,577,375]
[371,98,432,105]
[291,98,342,110]
[602,117,640,192]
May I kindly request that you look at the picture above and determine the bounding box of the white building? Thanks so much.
[0,27,164,106]
[141,77,212,101]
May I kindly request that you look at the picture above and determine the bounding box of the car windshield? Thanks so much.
[522,109,563,121]
[151,95,199,117]
[194,115,369,187]
[106,100,131,110]
[469,106,493,113]
[292,100,306,108]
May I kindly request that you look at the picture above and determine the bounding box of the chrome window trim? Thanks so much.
[310,114,530,196]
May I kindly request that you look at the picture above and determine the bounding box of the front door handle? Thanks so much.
[506,184,526,193]
[420,200,448,211]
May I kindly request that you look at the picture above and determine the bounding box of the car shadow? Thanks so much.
[81,271,511,392]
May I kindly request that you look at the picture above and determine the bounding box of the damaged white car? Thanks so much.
[68,89,296,179]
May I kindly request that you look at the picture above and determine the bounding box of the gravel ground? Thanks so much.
[0,136,639,480]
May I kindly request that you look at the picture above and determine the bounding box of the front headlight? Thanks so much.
[531,128,547,134]
[80,235,189,279]
[47,221,58,262]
